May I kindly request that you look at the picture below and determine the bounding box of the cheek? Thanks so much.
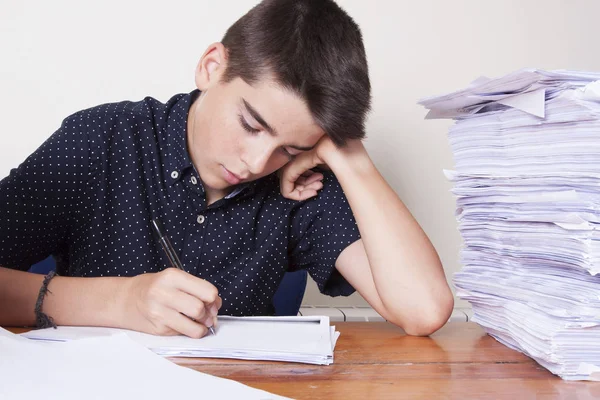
[261,154,290,176]
[208,115,243,158]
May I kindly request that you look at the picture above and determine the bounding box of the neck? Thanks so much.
[205,187,229,206]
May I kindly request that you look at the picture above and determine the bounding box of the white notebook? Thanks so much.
[22,315,340,365]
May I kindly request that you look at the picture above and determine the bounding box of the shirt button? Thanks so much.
[191,176,198,185]
[171,171,179,179]
[197,215,205,224]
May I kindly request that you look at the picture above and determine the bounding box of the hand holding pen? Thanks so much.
[119,219,220,338]
[151,219,218,336]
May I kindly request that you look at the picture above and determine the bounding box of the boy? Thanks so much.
[0,0,453,337]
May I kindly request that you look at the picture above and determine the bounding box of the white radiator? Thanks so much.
[298,306,471,323]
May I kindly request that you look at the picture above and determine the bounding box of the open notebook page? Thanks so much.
[23,315,339,365]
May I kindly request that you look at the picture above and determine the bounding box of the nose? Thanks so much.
[242,142,273,175]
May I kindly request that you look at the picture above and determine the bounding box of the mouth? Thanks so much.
[221,166,246,185]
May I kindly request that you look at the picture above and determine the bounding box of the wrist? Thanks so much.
[322,140,375,177]
[110,276,135,329]
[42,275,131,328]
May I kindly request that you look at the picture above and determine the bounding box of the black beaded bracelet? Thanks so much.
[34,270,58,329]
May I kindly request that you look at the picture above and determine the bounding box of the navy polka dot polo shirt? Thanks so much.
[0,90,361,316]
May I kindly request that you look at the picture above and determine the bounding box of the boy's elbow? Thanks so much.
[387,291,455,337]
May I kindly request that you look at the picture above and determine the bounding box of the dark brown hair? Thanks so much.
[221,0,371,146]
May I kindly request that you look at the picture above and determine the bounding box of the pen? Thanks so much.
[151,218,217,336]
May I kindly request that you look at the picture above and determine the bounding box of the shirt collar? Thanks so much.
[164,90,199,186]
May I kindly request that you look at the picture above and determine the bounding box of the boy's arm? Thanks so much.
[280,138,454,336]
[0,267,220,337]
[0,267,127,327]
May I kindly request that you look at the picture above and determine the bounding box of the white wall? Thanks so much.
[2,1,600,308]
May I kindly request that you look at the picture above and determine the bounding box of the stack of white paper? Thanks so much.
[420,68,600,381]
[23,315,340,365]
[0,327,288,399]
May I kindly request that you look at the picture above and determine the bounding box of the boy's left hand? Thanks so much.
[278,136,330,201]
[280,136,360,201]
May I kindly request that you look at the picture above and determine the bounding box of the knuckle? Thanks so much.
[192,303,206,320]
[147,305,163,322]
[161,268,179,282]
[207,288,219,303]
[146,284,167,303]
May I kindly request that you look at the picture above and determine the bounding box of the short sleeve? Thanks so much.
[288,170,361,297]
[0,114,91,270]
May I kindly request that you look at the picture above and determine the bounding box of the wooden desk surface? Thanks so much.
[9,322,600,399]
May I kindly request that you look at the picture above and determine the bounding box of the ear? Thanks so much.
[195,42,228,91]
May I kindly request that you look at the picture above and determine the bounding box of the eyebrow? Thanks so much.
[241,98,316,152]
[242,98,277,136]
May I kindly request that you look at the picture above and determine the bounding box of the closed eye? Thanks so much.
[239,110,306,159]
[238,114,260,134]
[281,147,302,159]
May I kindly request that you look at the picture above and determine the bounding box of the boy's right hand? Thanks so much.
[120,269,221,338]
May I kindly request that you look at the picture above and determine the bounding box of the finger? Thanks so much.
[210,295,223,315]
[284,187,302,201]
[296,189,319,201]
[286,186,319,201]
[287,181,322,201]
[303,180,323,192]
[170,270,220,305]
[166,309,209,339]
[210,296,222,328]
[296,172,323,187]
[167,290,214,327]
[205,294,222,319]
[280,153,318,197]
[302,172,323,186]
[295,177,308,186]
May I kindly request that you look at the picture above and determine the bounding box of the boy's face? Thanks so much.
[188,44,324,198]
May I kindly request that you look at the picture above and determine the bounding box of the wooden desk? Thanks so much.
[9,322,600,399]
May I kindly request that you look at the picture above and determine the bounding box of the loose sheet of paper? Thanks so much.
[0,327,289,399]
